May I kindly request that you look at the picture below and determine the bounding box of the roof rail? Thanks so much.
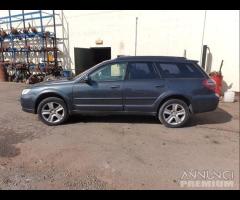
[115,56,187,60]
[117,55,130,58]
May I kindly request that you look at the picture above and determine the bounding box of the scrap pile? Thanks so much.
[0,11,64,84]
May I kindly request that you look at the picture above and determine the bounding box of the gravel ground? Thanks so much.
[0,82,239,190]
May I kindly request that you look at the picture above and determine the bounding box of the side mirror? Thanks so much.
[79,75,91,84]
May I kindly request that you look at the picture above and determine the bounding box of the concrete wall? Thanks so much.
[63,10,239,92]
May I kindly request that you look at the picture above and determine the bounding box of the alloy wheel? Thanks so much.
[41,102,65,123]
[162,103,186,125]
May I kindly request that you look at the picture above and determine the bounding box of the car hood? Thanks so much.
[29,78,74,88]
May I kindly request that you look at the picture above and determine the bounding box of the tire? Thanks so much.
[37,97,69,126]
[158,99,190,128]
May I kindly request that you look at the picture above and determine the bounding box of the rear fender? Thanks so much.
[154,92,192,113]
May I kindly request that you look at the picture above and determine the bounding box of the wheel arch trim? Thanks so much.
[155,92,193,114]
[34,89,71,114]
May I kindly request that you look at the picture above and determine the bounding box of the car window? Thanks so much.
[127,62,158,80]
[155,62,204,78]
[90,63,127,81]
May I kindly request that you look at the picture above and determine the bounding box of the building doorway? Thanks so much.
[74,47,111,75]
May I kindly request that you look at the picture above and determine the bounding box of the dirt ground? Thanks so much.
[0,82,239,190]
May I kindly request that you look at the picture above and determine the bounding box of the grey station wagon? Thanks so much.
[21,56,219,128]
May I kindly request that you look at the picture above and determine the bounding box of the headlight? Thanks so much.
[22,89,31,95]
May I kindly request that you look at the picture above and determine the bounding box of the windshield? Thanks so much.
[71,68,92,80]
[71,61,106,81]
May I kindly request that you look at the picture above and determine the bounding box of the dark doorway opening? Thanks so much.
[74,47,111,75]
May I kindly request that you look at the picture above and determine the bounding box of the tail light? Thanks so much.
[203,78,216,92]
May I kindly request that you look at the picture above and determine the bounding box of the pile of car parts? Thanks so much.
[0,62,8,81]
[0,25,62,84]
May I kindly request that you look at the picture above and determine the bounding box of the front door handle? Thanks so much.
[111,85,120,89]
[155,85,164,88]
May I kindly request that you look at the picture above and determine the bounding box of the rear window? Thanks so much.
[127,62,159,80]
[155,62,204,78]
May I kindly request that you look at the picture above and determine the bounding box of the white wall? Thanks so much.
[64,10,239,91]
[203,10,239,92]
[0,10,239,91]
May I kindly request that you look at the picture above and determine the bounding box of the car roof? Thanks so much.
[111,56,198,63]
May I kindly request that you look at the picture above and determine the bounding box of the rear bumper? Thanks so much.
[191,94,219,113]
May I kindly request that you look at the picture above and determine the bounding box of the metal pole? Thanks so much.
[8,10,14,63]
[53,10,57,68]
[22,10,29,64]
[183,49,187,58]
[39,10,45,63]
[61,10,65,69]
[67,21,71,68]
[134,17,138,56]
[200,10,207,67]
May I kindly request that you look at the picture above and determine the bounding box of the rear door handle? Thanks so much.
[111,85,120,89]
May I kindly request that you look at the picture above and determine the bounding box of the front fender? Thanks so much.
[33,88,73,114]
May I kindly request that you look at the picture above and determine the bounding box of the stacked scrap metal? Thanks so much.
[0,10,64,84]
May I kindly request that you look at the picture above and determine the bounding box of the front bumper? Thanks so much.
[22,107,35,113]
[21,94,35,114]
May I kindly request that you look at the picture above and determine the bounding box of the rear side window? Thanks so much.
[156,62,204,78]
[127,62,159,80]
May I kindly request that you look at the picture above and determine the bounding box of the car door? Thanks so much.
[72,62,127,112]
[123,62,166,113]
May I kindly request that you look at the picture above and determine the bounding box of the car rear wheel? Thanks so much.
[37,97,69,126]
[158,99,190,128]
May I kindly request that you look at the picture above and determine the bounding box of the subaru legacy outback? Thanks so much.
[21,56,219,128]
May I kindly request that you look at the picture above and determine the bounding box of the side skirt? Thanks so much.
[71,110,157,117]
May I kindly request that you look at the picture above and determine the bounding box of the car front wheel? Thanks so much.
[158,99,190,128]
[37,97,69,126]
